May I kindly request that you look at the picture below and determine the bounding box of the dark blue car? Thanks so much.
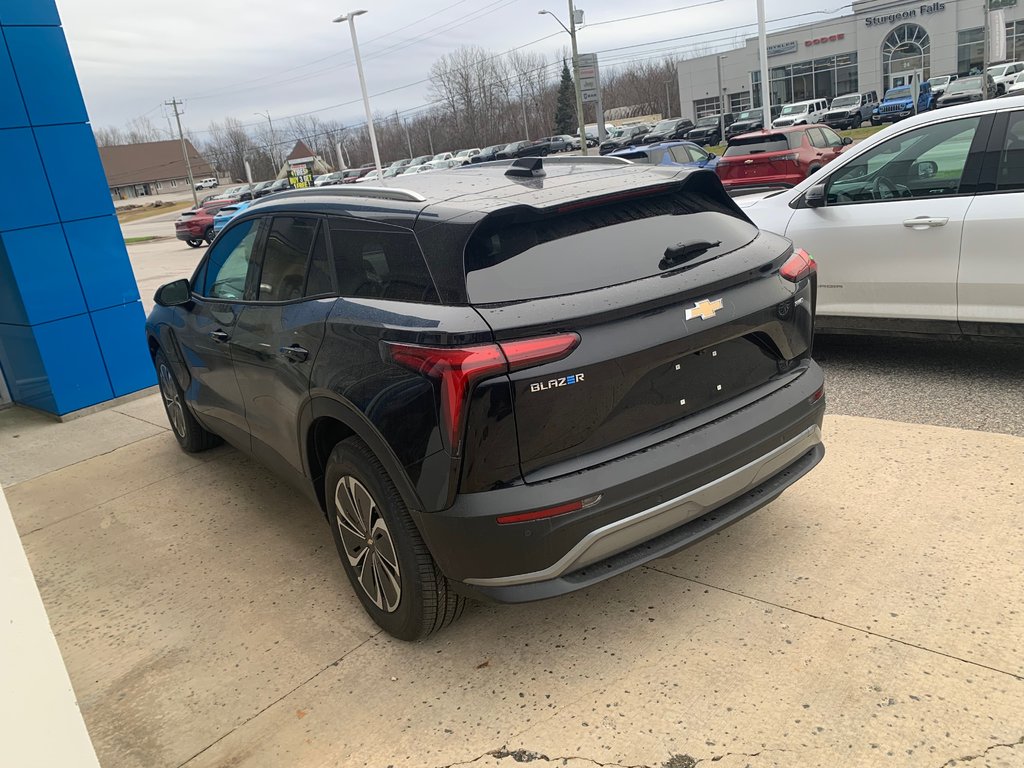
[609,140,719,170]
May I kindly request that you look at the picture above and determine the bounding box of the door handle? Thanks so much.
[209,329,230,343]
[279,345,309,362]
[903,216,948,229]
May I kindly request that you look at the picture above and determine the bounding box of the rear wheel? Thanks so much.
[325,437,465,640]
[154,350,221,452]
[185,238,203,248]
[203,226,214,244]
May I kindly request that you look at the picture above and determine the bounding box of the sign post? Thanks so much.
[578,53,606,143]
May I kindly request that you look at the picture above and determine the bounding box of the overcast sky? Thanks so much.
[57,0,833,137]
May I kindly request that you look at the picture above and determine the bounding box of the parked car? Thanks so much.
[455,148,481,162]
[736,96,1024,339]
[212,201,252,236]
[389,158,413,171]
[716,125,852,190]
[262,178,293,196]
[195,177,218,190]
[471,144,505,163]
[610,140,718,170]
[772,99,829,127]
[343,166,375,183]
[147,156,825,639]
[725,108,781,140]
[431,152,454,162]
[598,124,652,154]
[356,169,383,183]
[496,140,550,159]
[871,83,935,124]
[821,91,879,130]
[986,61,1024,94]
[173,199,236,247]
[1005,72,1024,97]
[538,135,576,152]
[250,180,276,198]
[641,118,696,145]
[402,162,432,175]
[575,128,599,147]
[936,75,997,108]
[314,171,348,187]
[927,74,957,99]
[686,115,729,146]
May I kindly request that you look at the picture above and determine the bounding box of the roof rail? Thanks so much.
[282,185,427,203]
[541,155,631,166]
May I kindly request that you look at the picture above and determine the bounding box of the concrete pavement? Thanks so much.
[2,401,1021,768]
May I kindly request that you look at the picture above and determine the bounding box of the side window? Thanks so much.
[258,216,318,301]
[685,145,709,163]
[820,126,844,148]
[807,128,827,149]
[825,116,981,205]
[995,111,1024,192]
[199,218,260,300]
[327,218,439,303]
[667,146,690,163]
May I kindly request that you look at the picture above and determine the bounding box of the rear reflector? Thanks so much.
[809,383,825,404]
[496,493,602,524]
[383,332,580,456]
[780,248,816,283]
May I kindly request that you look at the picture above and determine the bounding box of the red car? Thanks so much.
[174,199,237,248]
[716,125,852,189]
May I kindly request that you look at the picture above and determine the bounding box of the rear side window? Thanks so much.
[996,111,1024,192]
[464,192,758,304]
[258,217,319,301]
[724,134,798,156]
[328,219,439,303]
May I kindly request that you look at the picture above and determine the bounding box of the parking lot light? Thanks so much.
[333,10,383,180]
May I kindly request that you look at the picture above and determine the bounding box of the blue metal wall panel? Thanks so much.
[64,216,140,312]
[0,29,28,129]
[3,25,86,125]
[0,0,60,26]
[34,314,114,413]
[0,224,86,325]
[92,302,156,397]
[0,322,56,412]
[35,123,115,223]
[0,127,58,231]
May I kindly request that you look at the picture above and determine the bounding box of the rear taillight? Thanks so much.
[383,332,580,456]
[780,248,816,283]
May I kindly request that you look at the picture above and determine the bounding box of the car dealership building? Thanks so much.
[677,0,1024,120]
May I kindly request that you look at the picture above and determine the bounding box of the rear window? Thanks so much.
[328,218,438,303]
[723,134,798,156]
[464,191,757,304]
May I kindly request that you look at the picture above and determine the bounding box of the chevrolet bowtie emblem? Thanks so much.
[685,298,724,321]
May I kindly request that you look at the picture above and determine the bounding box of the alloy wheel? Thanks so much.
[334,475,402,612]
[158,363,186,437]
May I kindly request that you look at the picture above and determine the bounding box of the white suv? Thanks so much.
[772,99,829,127]
[737,96,1024,339]
[987,61,1024,95]
[195,177,218,190]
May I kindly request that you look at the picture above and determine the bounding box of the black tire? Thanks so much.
[186,238,203,248]
[806,164,821,179]
[203,226,214,244]
[154,350,221,453]
[325,437,465,641]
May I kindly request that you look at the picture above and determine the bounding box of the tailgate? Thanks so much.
[464,184,813,480]
[719,152,797,182]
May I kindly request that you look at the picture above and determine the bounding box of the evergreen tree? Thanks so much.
[554,60,577,135]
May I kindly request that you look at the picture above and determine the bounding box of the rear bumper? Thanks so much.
[416,361,826,603]
[175,229,200,241]
[721,172,801,188]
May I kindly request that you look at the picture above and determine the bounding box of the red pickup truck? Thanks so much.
[174,199,237,247]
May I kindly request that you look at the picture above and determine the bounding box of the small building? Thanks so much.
[98,139,217,200]
[676,0,1023,120]
[280,140,331,187]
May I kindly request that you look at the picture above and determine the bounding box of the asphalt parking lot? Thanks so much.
[2,235,1022,767]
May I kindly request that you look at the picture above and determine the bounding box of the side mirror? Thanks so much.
[913,160,938,179]
[805,183,827,208]
[842,136,854,145]
[707,152,716,159]
[154,278,191,307]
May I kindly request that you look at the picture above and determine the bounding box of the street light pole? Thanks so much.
[538,5,588,156]
[756,0,772,128]
[255,110,278,175]
[333,9,383,179]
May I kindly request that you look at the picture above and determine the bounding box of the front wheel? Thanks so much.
[154,350,221,453]
[325,437,465,640]
[203,226,214,244]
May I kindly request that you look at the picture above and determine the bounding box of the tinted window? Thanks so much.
[199,218,260,300]
[826,116,980,205]
[668,146,691,163]
[328,219,438,303]
[258,217,318,301]
[820,126,844,148]
[464,192,757,304]
[807,128,827,149]
[996,111,1024,192]
[724,134,796,156]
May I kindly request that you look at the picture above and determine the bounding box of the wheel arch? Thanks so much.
[303,395,423,519]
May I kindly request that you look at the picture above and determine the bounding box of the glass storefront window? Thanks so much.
[882,24,930,90]
[957,28,983,75]
[750,51,858,108]
[729,92,752,112]
[1006,21,1024,62]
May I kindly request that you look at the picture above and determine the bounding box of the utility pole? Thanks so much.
[403,119,413,157]
[568,0,588,156]
[255,111,278,174]
[665,80,672,118]
[982,0,990,100]
[165,98,198,208]
[426,121,435,155]
[716,55,726,140]
[756,0,772,129]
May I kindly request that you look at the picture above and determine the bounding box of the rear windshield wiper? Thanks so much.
[659,239,722,271]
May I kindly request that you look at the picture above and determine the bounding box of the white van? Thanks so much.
[772,99,829,127]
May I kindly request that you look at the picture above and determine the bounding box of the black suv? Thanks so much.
[147,157,825,640]
[641,117,696,145]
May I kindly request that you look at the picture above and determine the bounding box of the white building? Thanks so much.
[677,0,1024,119]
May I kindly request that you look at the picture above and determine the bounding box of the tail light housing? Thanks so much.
[780,248,816,283]
[383,332,580,456]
